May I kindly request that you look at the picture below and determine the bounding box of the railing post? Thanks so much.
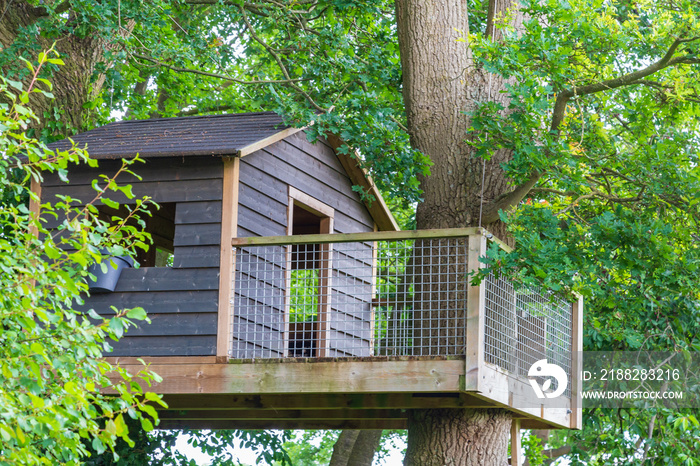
[571,295,584,429]
[217,157,240,363]
[465,231,487,392]
[316,241,333,357]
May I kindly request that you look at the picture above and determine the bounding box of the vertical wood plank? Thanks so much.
[216,158,240,361]
[465,231,487,392]
[316,216,334,357]
[369,223,378,356]
[510,418,522,466]
[283,193,294,357]
[571,295,584,429]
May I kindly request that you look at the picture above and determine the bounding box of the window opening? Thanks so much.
[97,202,175,268]
[287,200,332,357]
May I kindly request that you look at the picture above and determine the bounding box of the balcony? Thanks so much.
[108,228,581,430]
[188,228,583,430]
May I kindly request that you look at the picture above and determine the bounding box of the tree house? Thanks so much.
[40,113,583,437]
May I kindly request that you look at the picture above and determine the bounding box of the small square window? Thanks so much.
[97,202,175,268]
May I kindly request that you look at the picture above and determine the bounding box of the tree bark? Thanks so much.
[395,0,524,238]
[330,430,382,466]
[395,0,525,464]
[404,409,512,465]
[0,1,130,136]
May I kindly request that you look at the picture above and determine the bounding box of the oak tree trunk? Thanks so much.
[405,409,512,465]
[395,0,525,463]
[0,1,127,135]
[329,430,383,466]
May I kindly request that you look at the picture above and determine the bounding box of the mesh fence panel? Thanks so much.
[484,274,573,398]
[230,237,471,358]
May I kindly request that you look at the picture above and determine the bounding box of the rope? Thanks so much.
[478,0,499,228]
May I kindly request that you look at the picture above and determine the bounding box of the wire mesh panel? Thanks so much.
[230,245,287,359]
[484,274,574,398]
[230,235,472,359]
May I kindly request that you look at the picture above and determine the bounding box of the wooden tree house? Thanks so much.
[40,113,583,446]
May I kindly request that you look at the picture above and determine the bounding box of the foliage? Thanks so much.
[1,0,430,203]
[178,429,293,465]
[82,417,179,465]
[289,269,320,323]
[275,430,338,465]
[4,0,700,464]
[0,50,165,464]
[274,430,406,465]
[521,431,545,466]
[468,0,700,348]
[465,0,700,463]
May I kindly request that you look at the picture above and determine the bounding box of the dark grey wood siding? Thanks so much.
[45,157,223,357]
[44,130,380,360]
[328,243,374,357]
[233,132,376,357]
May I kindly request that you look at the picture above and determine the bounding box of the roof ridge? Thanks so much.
[109,111,283,126]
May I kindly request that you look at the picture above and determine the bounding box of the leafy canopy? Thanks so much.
[467,0,700,462]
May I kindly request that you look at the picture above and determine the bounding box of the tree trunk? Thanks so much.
[0,1,128,136]
[395,0,524,463]
[396,0,524,238]
[404,409,512,465]
[330,430,382,466]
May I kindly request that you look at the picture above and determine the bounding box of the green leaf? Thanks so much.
[126,307,147,320]
[101,197,120,209]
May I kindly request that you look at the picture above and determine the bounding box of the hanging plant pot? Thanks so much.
[87,253,135,293]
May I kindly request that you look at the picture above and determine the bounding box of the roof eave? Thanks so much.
[325,133,399,232]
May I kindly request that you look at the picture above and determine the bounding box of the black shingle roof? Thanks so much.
[47,112,291,159]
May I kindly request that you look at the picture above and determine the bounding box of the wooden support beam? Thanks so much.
[571,295,584,429]
[157,419,407,430]
[231,227,485,247]
[238,127,304,157]
[510,418,522,466]
[472,364,572,429]
[217,157,240,361]
[160,392,482,411]
[112,359,465,395]
[465,233,487,392]
[105,356,217,365]
[157,408,405,421]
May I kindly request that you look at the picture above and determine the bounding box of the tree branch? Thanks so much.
[530,187,578,196]
[556,185,646,216]
[238,4,327,112]
[483,36,700,222]
[480,170,542,224]
[177,104,240,116]
[523,445,572,466]
[551,37,697,131]
[390,115,408,132]
[133,54,307,85]
[183,0,319,14]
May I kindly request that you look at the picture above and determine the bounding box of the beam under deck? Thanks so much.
[107,357,572,430]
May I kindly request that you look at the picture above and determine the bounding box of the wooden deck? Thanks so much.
[107,356,576,430]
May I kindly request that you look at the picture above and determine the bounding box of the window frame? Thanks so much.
[285,187,334,357]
